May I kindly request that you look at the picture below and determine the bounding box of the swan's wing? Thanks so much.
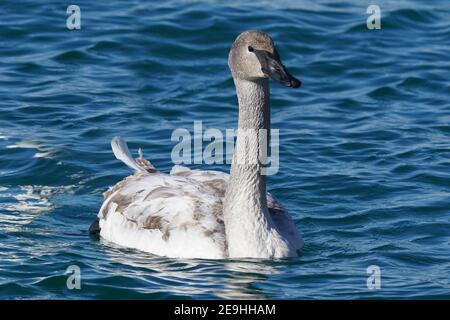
[267,193,303,250]
[98,172,226,258]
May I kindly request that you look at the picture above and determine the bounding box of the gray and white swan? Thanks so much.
[91,30,303,259]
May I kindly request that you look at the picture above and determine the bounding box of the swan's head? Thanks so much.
[228,30,301,88]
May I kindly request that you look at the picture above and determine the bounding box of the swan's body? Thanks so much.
[98,164,301,259]
[95,30,303,259]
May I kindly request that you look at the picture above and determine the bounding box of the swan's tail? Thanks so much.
[111,136,156,173]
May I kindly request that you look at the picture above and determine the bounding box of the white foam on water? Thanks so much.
[33,151,57,158]
[6,140,58,159]
[0,185,77,217]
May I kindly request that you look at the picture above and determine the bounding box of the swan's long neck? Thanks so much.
[223,77,278,258]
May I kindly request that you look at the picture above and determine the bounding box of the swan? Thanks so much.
[90,30,303,259]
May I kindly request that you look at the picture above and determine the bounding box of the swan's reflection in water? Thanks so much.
[101,240,279,299]
[215,260,278,299]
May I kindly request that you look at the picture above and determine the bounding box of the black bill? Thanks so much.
[249,46,301,88]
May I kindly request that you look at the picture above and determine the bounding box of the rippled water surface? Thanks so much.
[0,0,449,299]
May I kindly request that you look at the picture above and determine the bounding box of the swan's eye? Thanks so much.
[248,46,254,52]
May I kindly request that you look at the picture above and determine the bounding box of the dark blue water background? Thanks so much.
[0,0,449,299]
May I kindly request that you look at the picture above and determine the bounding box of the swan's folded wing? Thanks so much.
[267,193,303,250]
[98,172,227,258]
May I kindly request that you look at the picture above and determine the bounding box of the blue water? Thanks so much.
[0,0,449,299]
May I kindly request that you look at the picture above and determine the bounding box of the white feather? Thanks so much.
[111,136,146,172]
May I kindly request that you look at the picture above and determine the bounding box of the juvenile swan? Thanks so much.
[92,30,303,259]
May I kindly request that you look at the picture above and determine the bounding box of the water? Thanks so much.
[0,0,449,299]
